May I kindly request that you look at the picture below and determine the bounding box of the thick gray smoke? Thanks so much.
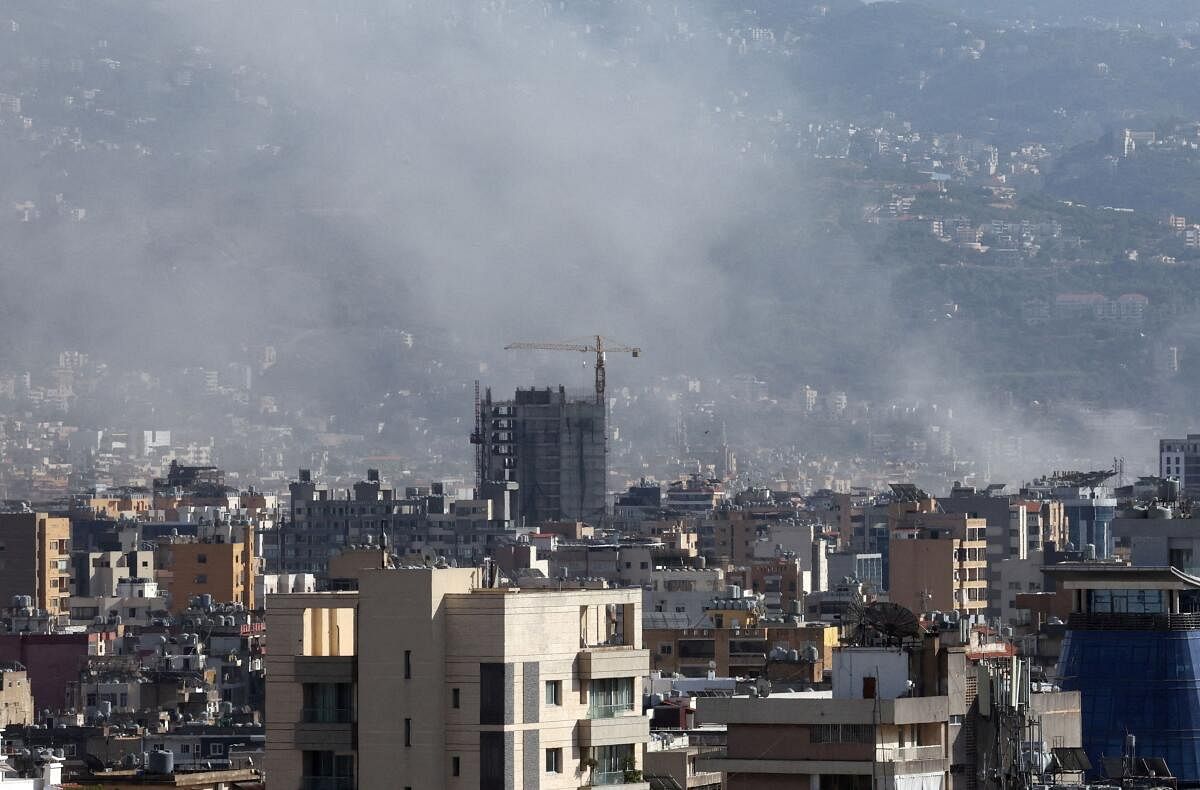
[0,0,1167,486]
[162,0,800,378]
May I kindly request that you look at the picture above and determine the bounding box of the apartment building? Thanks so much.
[161,530,254,613]
[1160,434,1200,499]
[0,513,71,615]
[698,645,953,790]
[265,567,650,789]
[74,549,155,597]
[0,663,33,728]
[697,636,1080,790]
[645,612,838,682]
[889,513,987,618]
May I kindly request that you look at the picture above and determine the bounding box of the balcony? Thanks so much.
[578,714,650,747]
[876,745,945,763]
[292,656,355,683]
[301,777,354,790]
[588,770,651,787]
[588,702,637,719]
[302,707,353,724]
[578,647,650,679]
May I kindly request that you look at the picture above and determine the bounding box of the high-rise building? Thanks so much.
[1054,564,1200,782]
[265,567,649,789]
[0,512,71,615]
[476,386,607,526]
[1160,434,1200,499]
[889,511,988,618]
[1023,474,1117,559]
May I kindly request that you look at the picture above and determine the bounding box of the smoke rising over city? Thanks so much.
[2,0,1197,488]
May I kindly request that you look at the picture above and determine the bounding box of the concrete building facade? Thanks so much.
[0,513,71,615]
[266,568,650,789]
[162,536,253,613]
[477,386,607,526]
[889,514,988,618]
[0,664,33,728]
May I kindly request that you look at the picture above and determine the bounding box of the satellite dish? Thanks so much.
[845,602,922,647]
[865,602,922,642]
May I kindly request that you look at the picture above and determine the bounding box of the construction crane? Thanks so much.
[505,335,641,405]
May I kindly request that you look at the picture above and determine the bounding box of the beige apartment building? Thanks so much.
[0,512,72,614]
[266,567,651,789]
[889,512,988,618]
[0,662,34,727]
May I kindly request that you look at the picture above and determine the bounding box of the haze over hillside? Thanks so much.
[4,0,1200,485]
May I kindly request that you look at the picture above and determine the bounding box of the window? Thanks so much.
[404,650,412,679]
[182,744,191,754]
[210,743,225,756]
[659,644,673,655]
[452,756,460,776]
[810,724,874,743]
[303,683,353,723]
[594,745,634,781]
[194,574,207,584]
[546,747,563,773]
[480,663,505,725]
[545,680,562,706]
[1088,589,1166,614]
[480,732,505,790]
[588,678,635,718]
[304,751,353,785]
[404,718,411,747]
[197,554,207,564]
[451,687,460,709]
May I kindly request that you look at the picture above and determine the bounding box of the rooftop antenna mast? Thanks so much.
[504,335,641,405]
[471,380,483,494]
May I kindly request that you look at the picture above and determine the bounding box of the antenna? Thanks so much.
[471,380,483,495]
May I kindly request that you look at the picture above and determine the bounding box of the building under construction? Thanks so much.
[474,385,607,526]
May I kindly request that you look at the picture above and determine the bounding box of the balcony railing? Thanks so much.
[876,745,944,762]
[301,776,354,790]
[588,702,637,719]
[591,770,636,785]
[1068,611,1200,631]
[302,707,354,724]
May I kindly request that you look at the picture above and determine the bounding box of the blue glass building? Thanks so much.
[1053,566,1200,783]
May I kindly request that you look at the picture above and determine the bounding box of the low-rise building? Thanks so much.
[0,663,34,727]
